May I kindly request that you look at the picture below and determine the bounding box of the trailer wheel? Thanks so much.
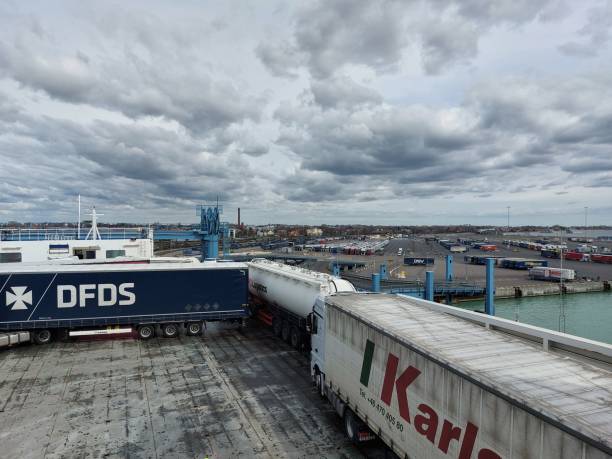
[344,409,358,443]
[161,323,179,338]
[290,327,301,349]
[138,325,155,340]
[32,329,52,345]
[272,318,283,337]
[281,321,291,343]
[314,370,325,398]
[186,322,202,336]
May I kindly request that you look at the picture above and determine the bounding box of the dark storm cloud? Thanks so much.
[273,73,612,202]
[0,102,259,218]
[257,0,565,77]
[0,12,263,133]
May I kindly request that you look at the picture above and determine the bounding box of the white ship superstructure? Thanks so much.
[0,207,153,263]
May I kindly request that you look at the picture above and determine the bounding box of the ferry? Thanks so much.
[0,207,153,264]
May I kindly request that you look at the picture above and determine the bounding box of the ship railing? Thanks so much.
[401,295,612,365]
[0,227,151,241]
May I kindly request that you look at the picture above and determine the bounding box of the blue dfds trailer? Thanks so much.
[0,261,249,344]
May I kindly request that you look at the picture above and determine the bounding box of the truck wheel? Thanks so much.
[272,318,283,337]
[281,321,291,343]
[290,327,301,349]
[138,325,155,340]
[32,329,52,345]
[344,409,358,443]
[315,371,325,398]
[185,322,202,336]
[161,323,179,338]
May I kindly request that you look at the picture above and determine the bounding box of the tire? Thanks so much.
[32,329,52,345]
[281,321,290,343]
[315,371,325,398]
[344,409,358,443]
[185,322,202,336]
[272,317,283,337]
[138,324,155,340]
[290,326,301,349]
[161,323,179,338]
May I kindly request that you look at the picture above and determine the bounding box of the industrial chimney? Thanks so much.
[238,207,241,227]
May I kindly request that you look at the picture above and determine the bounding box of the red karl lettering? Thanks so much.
[437,420,463,454]
[478,449,502,459]
[414,403,438,443]
[380,353,399,405]
[380,352,421,424]
[458,421,479,459]
[395,365,421,423]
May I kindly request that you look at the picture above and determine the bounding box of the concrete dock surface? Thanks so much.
[0,324,372,459]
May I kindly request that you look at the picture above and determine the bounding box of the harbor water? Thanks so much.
[459,291,612,345]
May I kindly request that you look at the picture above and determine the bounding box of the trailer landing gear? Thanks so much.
[32,329,52,345]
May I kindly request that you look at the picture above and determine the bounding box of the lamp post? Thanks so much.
[584,206,588,242]
[506,206,510,232]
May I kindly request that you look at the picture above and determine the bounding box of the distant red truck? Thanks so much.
[480,244,497,251]
[591,254,612,264]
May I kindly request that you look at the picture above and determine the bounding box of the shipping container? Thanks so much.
[404,257,435,266]
[479,244,497,251]
[591,254,612,264]
[311,293,612,458]
[463,255,502,265]
[499,258,548,270]
[529,266,576,281]
[564,252,590,262]
[0,260,249,343]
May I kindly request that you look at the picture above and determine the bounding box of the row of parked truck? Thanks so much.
[1,258,610,457]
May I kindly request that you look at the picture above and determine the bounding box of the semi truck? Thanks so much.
[310,293,612,458]
[0,260,249,344]
[247,258,355,349]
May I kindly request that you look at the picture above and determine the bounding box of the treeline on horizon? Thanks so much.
[2,221,610,234]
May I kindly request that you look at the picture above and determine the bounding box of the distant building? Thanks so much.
[306,227,323,236]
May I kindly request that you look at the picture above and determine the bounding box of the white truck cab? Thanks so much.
[310,296,327,395]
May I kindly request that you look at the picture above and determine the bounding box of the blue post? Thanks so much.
[425,271,434,301]
[485,258,495,315]
[445,255,454,282]
[379,263,387,280]
[332,263,340,277]
[371,273,381,293]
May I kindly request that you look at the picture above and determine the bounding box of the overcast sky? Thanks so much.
[1,0,611,226]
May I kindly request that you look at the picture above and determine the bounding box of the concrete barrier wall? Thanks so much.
[564,281,606,294]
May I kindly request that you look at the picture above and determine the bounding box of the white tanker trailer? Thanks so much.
[247,258,356,348]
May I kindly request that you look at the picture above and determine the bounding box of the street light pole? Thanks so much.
[584,206,588,242]
[506,206,510,232]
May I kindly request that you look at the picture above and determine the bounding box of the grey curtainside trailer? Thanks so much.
[0,260,249,343]
[311,293,612,458]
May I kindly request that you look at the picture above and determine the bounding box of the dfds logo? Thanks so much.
[57,283,136,308]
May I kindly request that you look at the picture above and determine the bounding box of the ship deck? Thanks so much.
[0,323,377,458]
